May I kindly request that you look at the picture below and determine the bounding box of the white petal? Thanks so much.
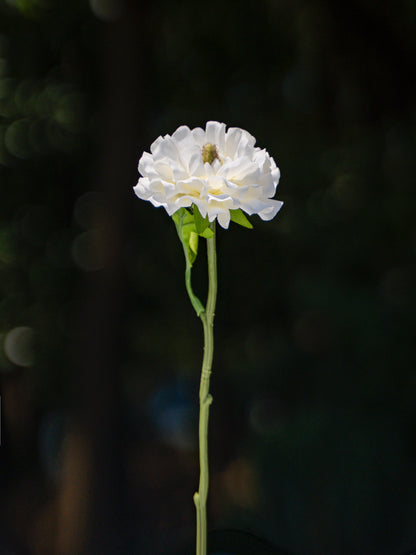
[259,173,277,198]
[192,198,208,218]
[138,151,155,177]
[161,181,180,199]
[133,181,149,199]
[233,161,261,185]
[171,125,201,168]
[165,202,181,216]
[211,158,222,173]
[218,157,248,178]
[205,121,226,151]
[149,198,167,210]
[176,177,205,196]
[242,198,283,220]
[171,125,194,147]
[258,200,283,220]
[191,127,206,147]
[217,210,231,229]
[188,151,205,175]
[207,210,216,223]
[207,174,227,193]
[206,193,231,202]
[269,156,281,184]
[271,166,280,185]
[153,161,173,182]
[166,196,193,214]
[224,127,242,158]
[179,145,201,170]
[152,137,180,163]
[236,130,256,157]
[171,163,190,181]
[149,136,163,154]
[204,162,215,176]
[253,149,267,167]
[239,197,273,216]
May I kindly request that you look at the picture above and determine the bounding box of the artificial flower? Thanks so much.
[134,121,283,229]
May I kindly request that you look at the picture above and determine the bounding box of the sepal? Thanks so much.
[193,205,210,235]
[230,209,253,229]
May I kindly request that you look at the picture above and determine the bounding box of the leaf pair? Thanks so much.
[172,207,210,316]
[172,207,206,268]
[173,206,252,266]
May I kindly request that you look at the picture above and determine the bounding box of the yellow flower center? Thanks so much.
[202,143,219,165]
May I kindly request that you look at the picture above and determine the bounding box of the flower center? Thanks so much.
[202,143,219,165]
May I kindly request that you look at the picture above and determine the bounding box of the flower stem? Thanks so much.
[193,223,217,555]
[185,260,205,317]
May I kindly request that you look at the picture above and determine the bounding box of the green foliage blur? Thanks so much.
[0,0,416,554]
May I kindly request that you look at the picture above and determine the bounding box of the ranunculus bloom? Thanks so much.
[134,121,283,229]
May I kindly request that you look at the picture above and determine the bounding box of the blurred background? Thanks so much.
[0,0,415,553]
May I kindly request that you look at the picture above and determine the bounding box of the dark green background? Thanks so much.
[0,1,415,553]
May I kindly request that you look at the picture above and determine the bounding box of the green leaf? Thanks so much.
[230,209,253,229]
[199,227,214,239]
[193,204,210,235]
[189,231,199,257]
[172,208,205,316]
[171,209,182,227]
[172,208,199,266]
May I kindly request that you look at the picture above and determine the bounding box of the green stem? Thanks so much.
[193,223,217,555]
[185,258,205,317]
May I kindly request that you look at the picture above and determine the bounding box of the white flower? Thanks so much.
[134,121,283,229]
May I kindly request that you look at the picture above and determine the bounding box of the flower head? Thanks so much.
[134,121,283,229]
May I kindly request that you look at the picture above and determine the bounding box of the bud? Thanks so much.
[202,143,219,165]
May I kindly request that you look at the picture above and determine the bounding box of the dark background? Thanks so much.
[0,0,416,554]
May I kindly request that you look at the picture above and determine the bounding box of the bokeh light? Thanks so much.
[3,326,34,367]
